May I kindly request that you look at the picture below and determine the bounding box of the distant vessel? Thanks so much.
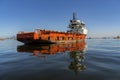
[17,13,88,44]
[0,38,5,40]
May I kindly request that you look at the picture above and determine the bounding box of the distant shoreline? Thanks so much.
[0,38,5,40]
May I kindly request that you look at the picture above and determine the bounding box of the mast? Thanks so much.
[73,12,77,20]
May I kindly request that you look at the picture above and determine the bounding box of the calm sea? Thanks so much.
[0,39,120,80]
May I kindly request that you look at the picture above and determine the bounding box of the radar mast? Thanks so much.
[73,12,77,20]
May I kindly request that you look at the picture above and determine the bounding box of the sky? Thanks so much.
[0,0,120,38]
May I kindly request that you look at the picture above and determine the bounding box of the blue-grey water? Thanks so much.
[0,39,120,80]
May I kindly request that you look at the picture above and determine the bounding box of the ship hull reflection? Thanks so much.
[17,40,87,73]
[17,41,87,55]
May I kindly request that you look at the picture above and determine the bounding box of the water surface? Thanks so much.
[0,39,120,80]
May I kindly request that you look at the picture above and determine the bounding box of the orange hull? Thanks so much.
[17,29,86,44]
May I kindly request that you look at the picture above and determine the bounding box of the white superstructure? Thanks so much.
[67,13,88,35]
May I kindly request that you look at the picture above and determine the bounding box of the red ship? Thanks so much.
[17,13,88,44]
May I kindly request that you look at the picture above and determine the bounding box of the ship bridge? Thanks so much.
[68,13,88,35]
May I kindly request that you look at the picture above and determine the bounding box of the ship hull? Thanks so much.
[17,39,55,44]
[17,30,86,45]
[17,39,85,45]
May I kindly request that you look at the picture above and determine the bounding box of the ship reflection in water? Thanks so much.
[69,47,86,74]
[17,40,87,73]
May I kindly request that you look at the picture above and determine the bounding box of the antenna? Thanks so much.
[73,12,77,20]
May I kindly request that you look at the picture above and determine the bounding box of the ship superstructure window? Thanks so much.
[72,24,77,26]
[71,27,74,29]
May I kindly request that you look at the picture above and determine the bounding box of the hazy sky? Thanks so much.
[0,0,120,38]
